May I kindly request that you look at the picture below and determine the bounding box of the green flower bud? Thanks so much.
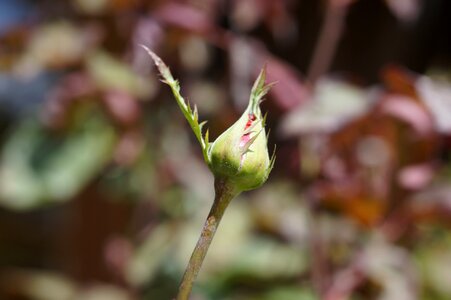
[208,68,275,192]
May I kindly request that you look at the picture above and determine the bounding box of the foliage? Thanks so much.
[0,1,451,300]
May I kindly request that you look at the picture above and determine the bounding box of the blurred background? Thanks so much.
[0,0,451,299]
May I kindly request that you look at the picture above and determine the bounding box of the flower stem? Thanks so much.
[176,179,239,300]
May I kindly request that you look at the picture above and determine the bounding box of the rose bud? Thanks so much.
[208,68,275,192]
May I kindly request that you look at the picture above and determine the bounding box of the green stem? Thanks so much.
[176,179,239,300]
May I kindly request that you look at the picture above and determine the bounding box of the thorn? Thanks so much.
[204,129,209,145]
[193,105,198,122]
[269,144,277,170]
[262,112,268,127]
[266,128,271,140]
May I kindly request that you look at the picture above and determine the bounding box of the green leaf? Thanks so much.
[141,46,210,164]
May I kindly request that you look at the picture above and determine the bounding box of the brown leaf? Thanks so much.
[264,55,309,111]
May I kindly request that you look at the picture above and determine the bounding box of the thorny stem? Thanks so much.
[176,179,239,300]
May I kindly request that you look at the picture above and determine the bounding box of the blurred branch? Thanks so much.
[324,253,365,300]
[307,0,355,85]
[306,193,331,299]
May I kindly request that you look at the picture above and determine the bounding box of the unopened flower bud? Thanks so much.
[209,68,275,192]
